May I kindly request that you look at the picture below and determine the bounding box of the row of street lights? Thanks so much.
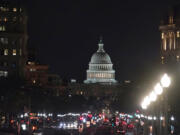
[140,73,171,135]
[141,73,171,110]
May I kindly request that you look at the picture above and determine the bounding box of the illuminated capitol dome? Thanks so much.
[84,37,117,84]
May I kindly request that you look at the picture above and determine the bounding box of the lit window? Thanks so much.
[177,31,180,38]
[4,71,8,77]
[13,8,17,12]
[4,18,7,22]
[4,49,8,55]
[3,26,5,31]
[28,62,32,65]
[0,26,5,31]
[0,71,8,77]
[30,68,36,72]
[169,16,174,24]
[12,49,16,55]
[161,33,164,39]
[163,38,166,51]
[0,38,8,44]
[0,7,7,12]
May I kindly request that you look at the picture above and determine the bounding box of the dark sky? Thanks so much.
[22,0,176,82]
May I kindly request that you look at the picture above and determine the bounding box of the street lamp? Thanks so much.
[160,74,171,88]
[154,83,163,95]
[141,96,151,110]
[149,91,157,102]
[141,102,147,110]
[160,74,171,135]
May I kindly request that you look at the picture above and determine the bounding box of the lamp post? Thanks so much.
[160,74,171,135]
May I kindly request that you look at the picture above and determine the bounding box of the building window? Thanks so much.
[13,17,17,22]
[13,8,17,12]
[163,38,166,51]
[4,71,8,77]
[3,62,8,67]
[0,7,3,11]
[30,68,36,72]
[161,33,164,39]
[0,38,8,44]
[19,49,22,56]
[0,26,6,31]
[0,71,8,77]
[0,50,3,55]
[4,49,8,55]
[12,62,16,68]
[4,18,8,22]
[12,49,16,55]
[169,16,174,24]
[0,7,8,12]
[33,80,36,84]
[177,31,180,38]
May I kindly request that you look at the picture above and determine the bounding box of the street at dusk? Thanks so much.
[0,0,180,135]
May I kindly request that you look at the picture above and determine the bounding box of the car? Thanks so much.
[32,129,43,135]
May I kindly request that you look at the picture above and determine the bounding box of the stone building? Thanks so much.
[160,5,180,64]
[84,37,117,84]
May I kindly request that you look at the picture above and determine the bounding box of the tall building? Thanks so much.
[84,37,117,84]
[160,6,180,64]
[0,1,28,78]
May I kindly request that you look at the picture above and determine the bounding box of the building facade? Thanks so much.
[0,1,28,78]
[84,38,117,84]
[25,62,49,85]
[160,6,180,64]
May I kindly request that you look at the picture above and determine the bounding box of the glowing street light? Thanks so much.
[141,96,151,110]
[171,116,175,121]
[161,73,171,88]
[141,102,147,110]
[144,96,151,106]
[149,91,157,102]
[154,83,163,95]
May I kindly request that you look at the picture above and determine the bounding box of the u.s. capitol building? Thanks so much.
[84,38,117,84]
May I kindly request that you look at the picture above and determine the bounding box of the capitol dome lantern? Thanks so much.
[84,37,117,84]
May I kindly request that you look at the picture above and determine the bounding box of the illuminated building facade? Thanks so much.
[0,2,28,78]
[160,6,180,64]
[84,38,117,84]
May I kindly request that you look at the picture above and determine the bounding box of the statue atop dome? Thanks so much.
[97,36,105,52]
